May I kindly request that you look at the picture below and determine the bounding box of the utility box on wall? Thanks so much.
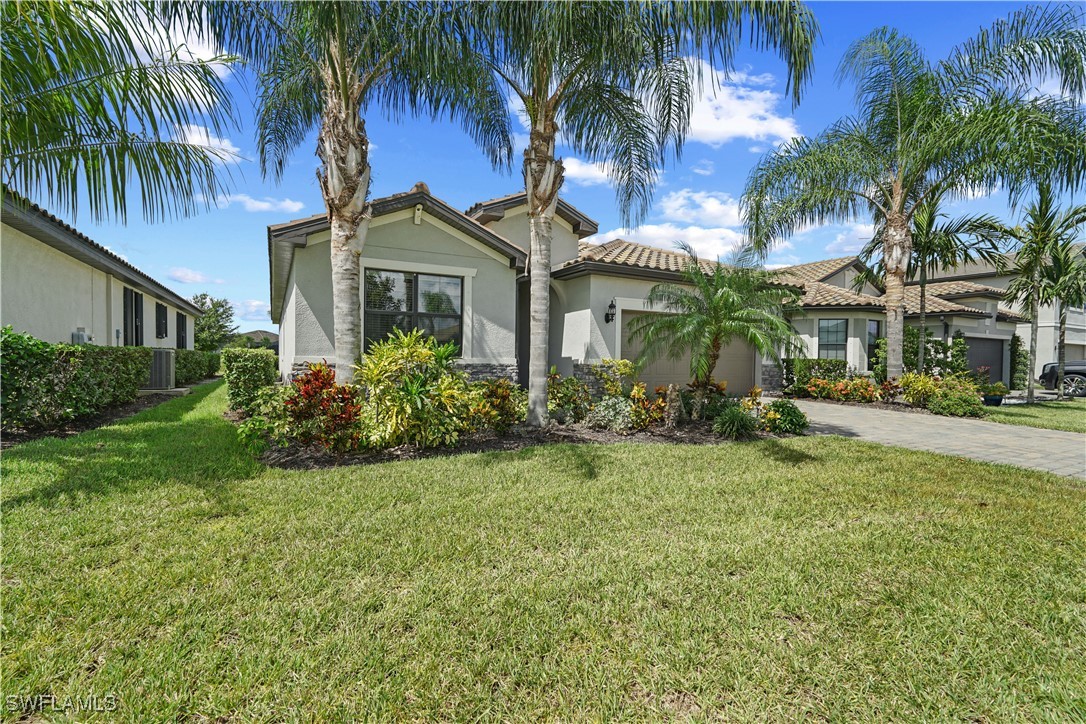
[148,348,176,390]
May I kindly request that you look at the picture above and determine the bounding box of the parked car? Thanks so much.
[1039,360,1086,396]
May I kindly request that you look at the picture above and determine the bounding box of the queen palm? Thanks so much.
[1,0,238,222]
[202,2,511,382]
[1041,239,1086,399]
[743,5,1086,381]
[626,243,802,417]
[469,1,818,426]
[1004,185,1086,402]
[857,197,1001,372]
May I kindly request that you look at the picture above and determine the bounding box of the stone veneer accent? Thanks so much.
[571,363,606,398]
[760,361,783,392]
[456,362,518,382]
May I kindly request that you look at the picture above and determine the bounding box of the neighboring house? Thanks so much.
[1,194,201,349]
[269,184,1023,390]
[777,257,1025,383]
[924,252,1086,378]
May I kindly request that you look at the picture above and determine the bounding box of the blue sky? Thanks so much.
[73,1,1056,332]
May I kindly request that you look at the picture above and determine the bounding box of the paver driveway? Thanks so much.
[793,400,1086,479]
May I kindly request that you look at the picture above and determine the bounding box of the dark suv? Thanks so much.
[1040,360,1086,396]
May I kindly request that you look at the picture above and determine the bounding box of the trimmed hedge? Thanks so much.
[222,348,278,413]
[176,349,221,386]
[0,326,153,431]
[782,358,848,389]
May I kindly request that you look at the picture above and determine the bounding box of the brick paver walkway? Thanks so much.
[793,400,1086,479]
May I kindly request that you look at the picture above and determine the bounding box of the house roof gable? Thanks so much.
[465,192,599,239]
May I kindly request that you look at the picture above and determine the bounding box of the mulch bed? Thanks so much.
[257,420,751,470]
[1,394,176,450]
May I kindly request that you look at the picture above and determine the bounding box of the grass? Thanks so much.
[986,396,1086,433]
[3,381,1085,720]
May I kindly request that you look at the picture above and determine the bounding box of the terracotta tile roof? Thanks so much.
[919,280,1006,298]
[574,238,719,274]
[901,285,990,316]
[775,256,859,285]
[800,281,883,308]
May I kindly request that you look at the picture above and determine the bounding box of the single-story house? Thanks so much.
[1,193,201,349]
[268,184,1023,390]
[924,251,1086,378]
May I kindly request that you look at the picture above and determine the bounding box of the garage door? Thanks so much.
[622,311,756,393]
[965,337,1004,383]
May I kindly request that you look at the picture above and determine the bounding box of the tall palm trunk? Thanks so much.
[1026,264,1040,404]
[883,213,912,380]
[524,115,563,426]
[917,263,927,373]
[1056,301,1067,401]
[317,55,371,384]
[692,342,721,420]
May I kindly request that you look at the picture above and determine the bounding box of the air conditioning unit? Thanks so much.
[148,349,176,390]
[71,327,88,344]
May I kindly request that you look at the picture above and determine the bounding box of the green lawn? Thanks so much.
[4,382,1085,720]
[986,397,1086,433]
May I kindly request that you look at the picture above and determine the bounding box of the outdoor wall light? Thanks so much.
[605,299,617,324]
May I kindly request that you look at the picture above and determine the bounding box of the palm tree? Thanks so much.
[1003,184,1086,403]
[202,2,512,382]
[1041,239,1086,399]
[626,243,802,417]
[742,5,1086,381]
[857,197,1001,372]
[1,0,238,222]
[469,1,819,426]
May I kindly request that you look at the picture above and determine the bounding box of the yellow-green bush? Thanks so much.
[222,348,278,413]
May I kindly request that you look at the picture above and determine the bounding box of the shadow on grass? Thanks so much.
[2,382,262,511]
[759,438,821,465]
[473,441,603,481]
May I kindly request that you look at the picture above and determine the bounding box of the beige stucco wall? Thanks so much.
[790,312,882,373]
[484,206,581,266]
[1,223,193,349]
[281,208,518,370]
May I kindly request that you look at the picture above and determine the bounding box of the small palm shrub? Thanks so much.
[760,399,809,434]
[547,369,591,423]
[713,405,758,440]
[585,395,634,432]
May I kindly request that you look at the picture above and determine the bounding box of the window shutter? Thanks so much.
[176,312,187,349]
[156,303,168,339]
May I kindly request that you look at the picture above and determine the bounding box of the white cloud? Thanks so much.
[102,245,129,262]
[589,223,744,261]
[822,223,876,254]
[688,61,801,148]
[690,159,715,176]
[233,299,271,322]
[217,194,305,214]
[168,267,223,284]
[562,157,611,186]
[174,124,241,161]
[657,189,741,227]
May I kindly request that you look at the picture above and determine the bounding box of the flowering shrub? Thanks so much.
[879,378,902,401]
[759,399,809,434]
[629,382,666,430]
[804,376,880,402]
